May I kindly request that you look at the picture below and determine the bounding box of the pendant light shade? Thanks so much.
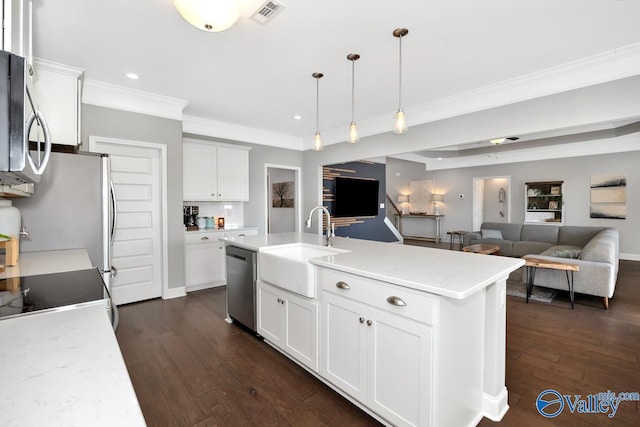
[313,72,324,151]
[347,53,360,143]
[175,0,240,32]
[392,28,409,134]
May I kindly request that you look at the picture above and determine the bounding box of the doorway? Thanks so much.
[472,176,511,230]
[90,136,168,305]
[265,165,301,234]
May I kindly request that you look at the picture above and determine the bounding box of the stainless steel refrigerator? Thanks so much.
[12,151,117,321]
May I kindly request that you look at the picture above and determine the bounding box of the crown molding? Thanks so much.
[33,57,84,78]
[321,42,640,147]
[391,131,640,171]
[82,79,189,121]
[182,115,304,150]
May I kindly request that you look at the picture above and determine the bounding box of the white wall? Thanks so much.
[483,178,509,223]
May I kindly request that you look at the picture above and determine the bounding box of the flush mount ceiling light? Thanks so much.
[312,72,324,151]
[347,53,360,143]
[392,28,409,135]
[174,0,240,32]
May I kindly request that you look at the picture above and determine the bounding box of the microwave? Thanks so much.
[0,50,51,185]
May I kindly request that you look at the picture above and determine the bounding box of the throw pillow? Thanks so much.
[481,229,503,240]
[540,245,582,259]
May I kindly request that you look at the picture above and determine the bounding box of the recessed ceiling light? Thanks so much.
[437,157,443,160]
[490,137,506,145]
[126,73,139,80]
[293,115,302,120]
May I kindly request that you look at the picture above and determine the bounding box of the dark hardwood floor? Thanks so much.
[116,241,640,426]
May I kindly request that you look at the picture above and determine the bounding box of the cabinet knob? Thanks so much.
[201,236,209,240]
[366,320,372,326]
[277,297,282,303]
[386,296,407,306]
[336,281,350,290]
[280,299,285,305]
[359,317,365,324]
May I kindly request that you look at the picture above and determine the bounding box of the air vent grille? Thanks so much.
[251,1,285,25]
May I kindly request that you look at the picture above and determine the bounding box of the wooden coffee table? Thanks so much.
[462,244,500,255]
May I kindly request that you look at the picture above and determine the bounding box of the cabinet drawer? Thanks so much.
[320,268,437,325]
[185,231,225,245]
[225,229,258,238]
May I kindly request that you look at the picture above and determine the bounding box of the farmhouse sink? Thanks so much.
[258,243,349,297]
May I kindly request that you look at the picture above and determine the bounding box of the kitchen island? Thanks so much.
[223,232,523,427]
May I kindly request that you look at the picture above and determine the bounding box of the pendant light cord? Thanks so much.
[398,35,403,109]
[316,77,320,132]
[351,59,355,121]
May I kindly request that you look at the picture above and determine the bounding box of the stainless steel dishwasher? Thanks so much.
[226,245,257,333]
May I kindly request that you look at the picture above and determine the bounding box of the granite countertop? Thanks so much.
[223,232,524,299]
[0,304,145,426]
[0,249,92,280]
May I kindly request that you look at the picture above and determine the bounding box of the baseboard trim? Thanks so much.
[620,253,640,261]
[164,286,187,300]
[482,388,509,421]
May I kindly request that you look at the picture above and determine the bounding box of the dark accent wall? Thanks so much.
[323,161,397,242]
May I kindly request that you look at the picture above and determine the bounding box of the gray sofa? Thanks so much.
[463,222,619,308]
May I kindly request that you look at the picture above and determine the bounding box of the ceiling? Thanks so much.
[33,0,640,153]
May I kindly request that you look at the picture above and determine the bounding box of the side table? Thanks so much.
[523,256,579,309]
[446,230,467,250]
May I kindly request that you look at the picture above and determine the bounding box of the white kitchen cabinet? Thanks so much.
[183,139,251,201]
[257,281,319,371]
[184,228,258,292]
[321,269,434,427]
[184,231,226,291]
[30,59,84,146]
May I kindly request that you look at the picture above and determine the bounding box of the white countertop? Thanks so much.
[184,226,260,234]
[0,303,145,426]
[223,232,524,299]
[0,249,93,280]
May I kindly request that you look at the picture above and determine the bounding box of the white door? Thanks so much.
[90,137,164,305]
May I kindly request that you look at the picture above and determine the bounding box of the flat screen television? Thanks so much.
[334,177,379,217]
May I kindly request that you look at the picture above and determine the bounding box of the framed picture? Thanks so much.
[550,186,561,195]
[272,181,294,208]
[549,201,559,210]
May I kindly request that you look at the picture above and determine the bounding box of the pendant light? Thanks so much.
[312,72,324,151]
[347,53,360,143]
[392,28,409,134]
[174,0,240,32]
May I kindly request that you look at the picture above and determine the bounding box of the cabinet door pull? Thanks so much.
[359,317,365,324]
[366,320,372,326]
[336,281,350,290]
[386,296,407,306]
[201,236,209,240]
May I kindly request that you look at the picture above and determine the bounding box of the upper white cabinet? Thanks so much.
[30,59,84,146]
[183,139,251,201]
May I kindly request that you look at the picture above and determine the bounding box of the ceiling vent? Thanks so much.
[250,1,285,25]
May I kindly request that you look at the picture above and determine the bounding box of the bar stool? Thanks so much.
[447,230,468,250]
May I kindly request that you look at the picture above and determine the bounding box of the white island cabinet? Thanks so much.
[257,280,319,371]
[321,269,434,427]
[222,232,523,427]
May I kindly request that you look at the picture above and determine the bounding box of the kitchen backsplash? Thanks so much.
[185,201,244,227]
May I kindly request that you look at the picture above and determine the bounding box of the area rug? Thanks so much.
[506,267,558,303]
